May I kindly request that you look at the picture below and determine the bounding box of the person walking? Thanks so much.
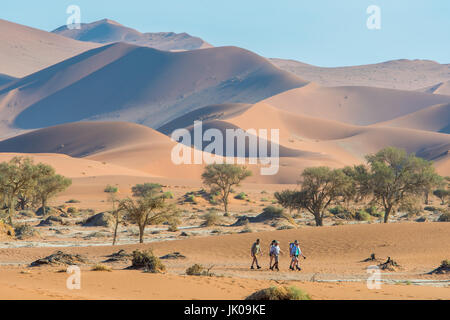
[268,240,276,269]
[250,239,262,270]
[289,240,306,271]
[270,240,281,271]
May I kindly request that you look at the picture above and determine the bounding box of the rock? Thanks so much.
[160,252,186,260]
[30,251,87,266]
[38,215,64,226]
[35,206,58,216]
[415,216,427,222]
[103,249,131,263]
[83,212,113,227]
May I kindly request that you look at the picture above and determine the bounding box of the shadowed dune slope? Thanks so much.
[375,103,450,134]
[0,19,100,78]
[53,18,212,51]
[0,74,17,87]
[262,83,450,125]
[0,43,308,134]
[418,80,450,96]
[0,121,168,157]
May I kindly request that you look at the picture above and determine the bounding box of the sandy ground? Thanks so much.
[0,222,448,300]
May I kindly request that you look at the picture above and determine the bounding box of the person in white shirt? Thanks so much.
[269,240,281,271]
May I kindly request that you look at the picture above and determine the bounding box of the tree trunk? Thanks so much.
[223,198,228,216]
[7,198,15,226]
[42,200,47,216]
[112,217,119,245]
[139,224,145,243]
[424,191,429,205]
[314,212,323,226]
[383,205,392,223]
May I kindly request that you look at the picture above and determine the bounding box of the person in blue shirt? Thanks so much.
[289,240,306,271]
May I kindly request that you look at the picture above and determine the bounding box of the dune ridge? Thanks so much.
[52,18,212,51]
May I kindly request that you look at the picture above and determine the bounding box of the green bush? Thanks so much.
[104,185,118,193]
[14,223,38,240]
[65,199,80,204]
[328,205,354,220]
[67,207,78,214]
[185,194,198,204]
[355,210,372,221]
[365,206,384,218]
[246,286,311,300]
[438,211,450,222]
[234,192,247,200]
[162,191,174,199]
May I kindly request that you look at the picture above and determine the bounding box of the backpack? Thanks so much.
[289,243,296,255]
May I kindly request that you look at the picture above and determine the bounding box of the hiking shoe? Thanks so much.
[289,266,294,270]
[257,266,261,269]
[251,266,254,270]
[296,266,302,271]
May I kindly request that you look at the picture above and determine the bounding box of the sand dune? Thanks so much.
[0,73,17,87]
[0,153,150,178]
[375,103,450,133]
[271,58,450,91]
[53,18,212,51]
[0,122,207,181]
[262,83,450,125]
[419,80,450,96]
[0,42,307,135]
[0,19,99,78]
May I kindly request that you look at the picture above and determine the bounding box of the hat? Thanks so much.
[294,240,298,244]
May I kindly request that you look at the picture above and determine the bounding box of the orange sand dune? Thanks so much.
[263,83,450,125]
[220,102,450,173]
[0,19,100,78]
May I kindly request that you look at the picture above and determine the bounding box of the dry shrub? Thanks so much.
[130,249,166,273]
[91,264,112,272]
[246,286,311,300]
[186,264,214,276]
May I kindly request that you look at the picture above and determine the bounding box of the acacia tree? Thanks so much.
[131,183,162,198]
[366,147,442,223]
[433,189,449,205]
[104,185,120,245]
[119,191,179,243]
[294,167,353,226]
[342,165,372,204]
[0,157,40,225]
[274,190,298,215]
[34,163,72,216]
[201,164,252,215]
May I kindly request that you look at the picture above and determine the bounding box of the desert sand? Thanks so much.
[0,223,448,300]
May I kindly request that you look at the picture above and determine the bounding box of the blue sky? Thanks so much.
[1,0,449,67]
